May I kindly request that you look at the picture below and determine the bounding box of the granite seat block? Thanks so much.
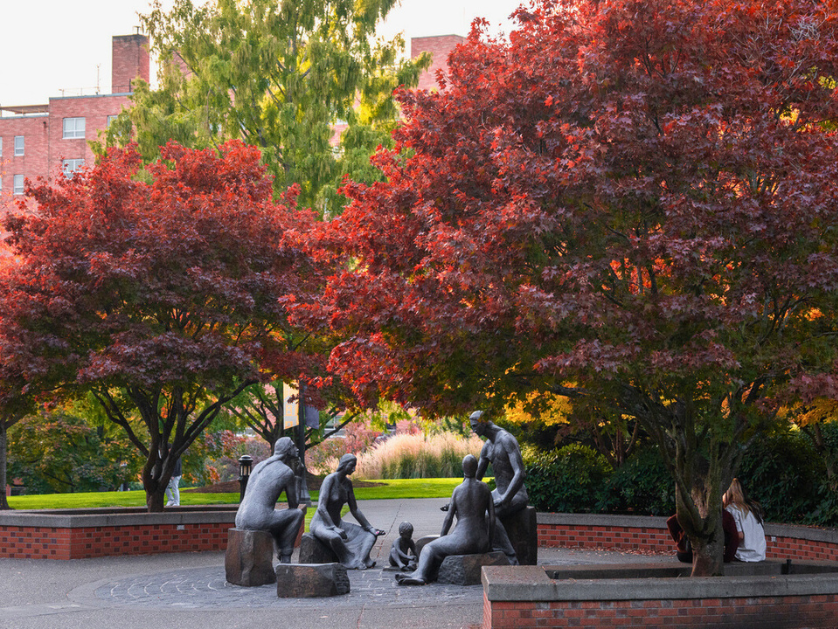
[502,506,538,565]
[298,532,340,564]
[275,563,350,597]
[437,551,509,585]
[225,528,276,586]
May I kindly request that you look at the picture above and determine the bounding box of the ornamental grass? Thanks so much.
[347,432,485,479]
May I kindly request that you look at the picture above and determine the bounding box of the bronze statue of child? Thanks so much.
[389,521,418,571]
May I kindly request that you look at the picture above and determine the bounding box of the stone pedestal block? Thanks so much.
[501,506,538,565]
[298,532,339,564]
[275,563,350,597]
[414,534,439,559]
[225,528,276,586]
[437,551,510,585]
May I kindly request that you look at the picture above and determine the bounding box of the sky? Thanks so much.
[0,0,522,108]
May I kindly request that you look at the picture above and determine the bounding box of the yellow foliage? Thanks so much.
[505,391,572,426]
[790,399,838,428]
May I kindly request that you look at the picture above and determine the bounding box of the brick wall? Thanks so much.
[0,115,49,202]
[537,521,838,562]
[484,593,838,629]
[0,521,231,560]
[112,34,150,94]
[411,35,466,92]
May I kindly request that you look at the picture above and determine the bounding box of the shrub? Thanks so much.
[524,443,611,513]
[738,427,826,525]
[598,447,674,515]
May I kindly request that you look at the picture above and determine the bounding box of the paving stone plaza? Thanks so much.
[0,498,666,629]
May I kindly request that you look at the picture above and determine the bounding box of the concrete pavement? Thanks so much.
[0,498,670,629]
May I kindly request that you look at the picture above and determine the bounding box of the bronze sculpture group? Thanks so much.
[232,410,529,588]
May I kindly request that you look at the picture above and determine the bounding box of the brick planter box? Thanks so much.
[480,513,838,629]
[0,506,237,559]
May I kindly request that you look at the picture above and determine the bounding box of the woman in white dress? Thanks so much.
[723,478,766,562]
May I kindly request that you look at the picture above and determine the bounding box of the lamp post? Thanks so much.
[297,383,312,507]
[238,455,253,502]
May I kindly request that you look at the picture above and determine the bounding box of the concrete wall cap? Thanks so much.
[0,508,237,528]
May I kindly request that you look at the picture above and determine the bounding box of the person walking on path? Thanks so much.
[165,449,182,507]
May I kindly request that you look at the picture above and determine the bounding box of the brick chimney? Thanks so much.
[411,35,466,92]
[112,34,150,94]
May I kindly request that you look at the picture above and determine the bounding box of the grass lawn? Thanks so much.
[5,477,465,511]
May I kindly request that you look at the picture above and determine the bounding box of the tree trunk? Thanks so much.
[146,485,167,512]
[690,517,725,577]
[675,474,725,577]
[142,458,171,513]
[0,421,10,510]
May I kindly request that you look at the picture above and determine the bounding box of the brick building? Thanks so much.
[0,32,459,215]
[0,34,148,212]
[412,34,466,91]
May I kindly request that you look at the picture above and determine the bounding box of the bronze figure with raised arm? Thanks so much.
[469,410,527,565]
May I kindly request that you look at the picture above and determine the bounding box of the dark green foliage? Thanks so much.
[739,425,838,527]
[524,426,838,525]
[597,447,675,516]
[523,444,611,513]
[8,412,142,495]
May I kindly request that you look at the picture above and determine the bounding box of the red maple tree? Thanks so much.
[307,0,838,574]
[1,141,322,511]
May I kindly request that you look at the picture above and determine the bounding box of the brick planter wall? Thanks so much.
[483,591,838,629]
[480,514,838,629]
[0,506,237,559]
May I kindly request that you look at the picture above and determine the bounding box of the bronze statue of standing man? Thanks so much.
[470,410,528,565]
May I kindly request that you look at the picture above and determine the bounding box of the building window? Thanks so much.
[63,117,86,139]
[63,159,85,177]
[107,115,118,127]
[0,137,3,157]
[14,175,25,195]
[15,136,24,156]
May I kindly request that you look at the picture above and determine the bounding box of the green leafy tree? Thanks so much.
[8,410,143,494]
[100,0,429,212]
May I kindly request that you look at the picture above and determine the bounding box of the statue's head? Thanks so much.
[398,521,414,538]
[462,454,478,478]
[336,453,357,475]
[469,410,490,437]
[274,437,298,460]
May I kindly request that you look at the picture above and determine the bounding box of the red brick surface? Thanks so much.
[1,34,147,212]
[537,522,838,561]
[411,35,466,92]
[484,592,838,628]
[112,34,150,94]
[0,522,230,560]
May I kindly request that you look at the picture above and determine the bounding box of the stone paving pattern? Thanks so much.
[0,498,671,629]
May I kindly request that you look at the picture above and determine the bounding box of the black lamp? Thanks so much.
[238,455,253,502]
